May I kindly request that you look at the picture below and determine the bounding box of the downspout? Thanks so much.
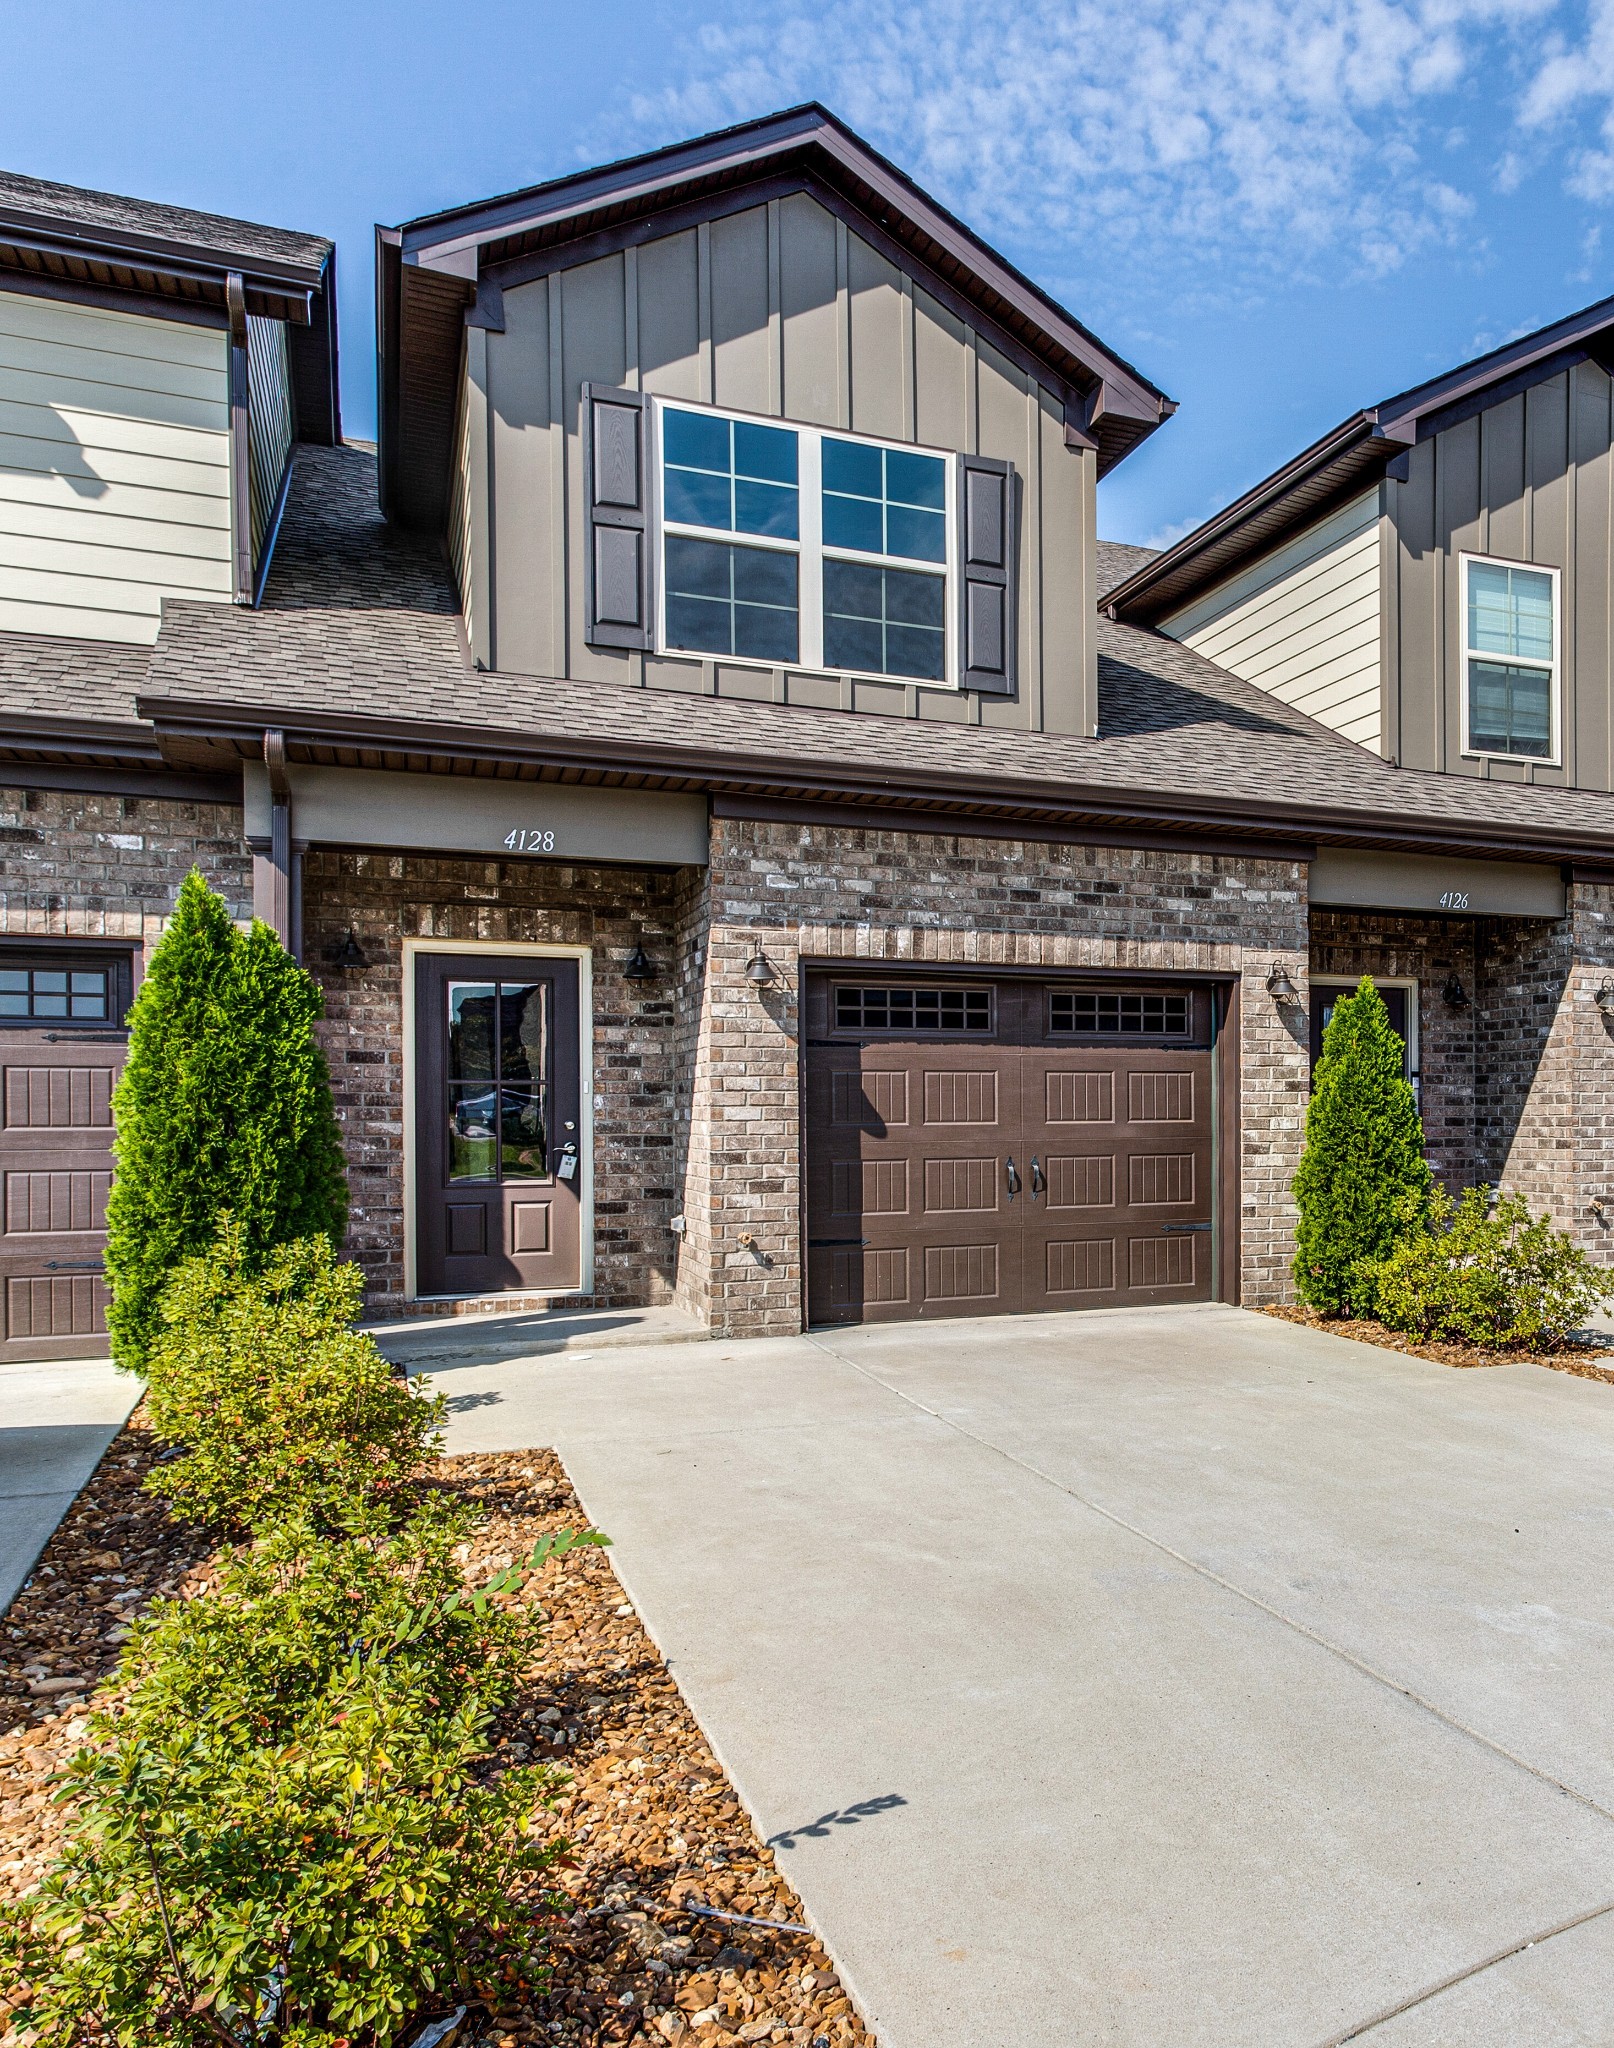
[227,272,252,605]
[251,728,299,957]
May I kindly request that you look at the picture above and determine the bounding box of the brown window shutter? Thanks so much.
[584,384,650,650]
[956,454,1016,694]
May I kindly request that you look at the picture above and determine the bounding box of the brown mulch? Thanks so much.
[1262,1303,1614,1386]
[1,1422,872,2048]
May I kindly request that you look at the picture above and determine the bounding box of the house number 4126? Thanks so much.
[1438,889,1470,910]
[504,828,556,853]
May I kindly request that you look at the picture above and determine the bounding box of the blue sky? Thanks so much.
[8,0,1614,545]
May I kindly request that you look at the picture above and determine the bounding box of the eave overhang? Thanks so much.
[131,691,1614,870]
[1107,287,1614,628]
[0,215,342,446]
[377,104,1175,530]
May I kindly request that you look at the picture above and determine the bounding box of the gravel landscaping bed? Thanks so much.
[1,1417,871,2048]
[1262,1303,1614,1386]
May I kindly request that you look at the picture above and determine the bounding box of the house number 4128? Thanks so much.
[504,828,556,853]
[1438,889,1470,910]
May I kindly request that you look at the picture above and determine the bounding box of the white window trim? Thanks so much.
[650,395,959,689]
[1458,551,1562,768]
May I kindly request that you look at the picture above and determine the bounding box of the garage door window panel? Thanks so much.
[833,985,993,1034]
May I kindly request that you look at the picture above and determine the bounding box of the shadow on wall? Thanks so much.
[0,407,109,498]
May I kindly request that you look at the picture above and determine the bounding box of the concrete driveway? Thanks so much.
[0,1356,140,1618]
[432,1304,1614,2047]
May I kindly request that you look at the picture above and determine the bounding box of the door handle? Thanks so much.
[1030,1156,1045,1199]
[1161,1222,1212,1234]
[1005,1156,1020,1200]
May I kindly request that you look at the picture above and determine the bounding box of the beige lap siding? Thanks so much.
[673,818,1313,1338]
[300,850,682,1310]
[0,785,248,947]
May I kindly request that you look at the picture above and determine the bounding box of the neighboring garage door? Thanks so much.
[0,950,131,1363]
[805,974,1219,1325]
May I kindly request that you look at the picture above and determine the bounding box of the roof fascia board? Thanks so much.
[398,107,835,260]
[0,203,329,292]
[1374,291,1614,431]
[400,111,1168,428]
[0,223,315,323]
[1379,341,1593,444]
[135,692,1614,864]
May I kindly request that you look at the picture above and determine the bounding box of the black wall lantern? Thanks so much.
[1266,962,1298,1004]
[1441,975,1469,1010]
[745,942,775,990]
[623,941,656,983]
[330,929,367,971]
[1596,981,1614,1021]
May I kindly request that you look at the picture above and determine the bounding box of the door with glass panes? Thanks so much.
[414,956,582,1297]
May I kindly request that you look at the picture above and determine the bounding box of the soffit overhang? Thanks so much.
[124,691,1614,869]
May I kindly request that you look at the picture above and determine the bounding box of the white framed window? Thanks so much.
[1460,553,1560,764]
[653,398,957,687]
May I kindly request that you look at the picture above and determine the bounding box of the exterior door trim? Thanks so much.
[401,940,593,1300]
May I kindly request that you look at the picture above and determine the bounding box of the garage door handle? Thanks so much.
[1030,1156,1045,1198]
[1161,1223,1212,1234]
[1005,1157,1020,1201]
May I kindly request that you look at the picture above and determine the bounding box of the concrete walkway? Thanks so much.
[0,1356,140,1616]
[437,1304,1614,2048]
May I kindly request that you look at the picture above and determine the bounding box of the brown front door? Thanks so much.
[805,975,1217,1326]
[415,955,583,1298]
[0,950,132,1362]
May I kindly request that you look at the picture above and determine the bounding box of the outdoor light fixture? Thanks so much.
[745,943,775,989]
[1441,975,1469,1010]
[1596,981,1614,1020]
[622,941,655,983]
[1266,962,1299,1004]
[331,929,367,971]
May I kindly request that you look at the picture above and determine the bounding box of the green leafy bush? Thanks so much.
[143,1228,444,1533]
[106,869,349,1370]
[1293,974,1431,1315]
[0,1510,607,2048]
[1357,1184,1614,1349]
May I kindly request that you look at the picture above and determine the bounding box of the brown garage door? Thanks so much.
[804,975,1218,1325]
[0,950,132,1362]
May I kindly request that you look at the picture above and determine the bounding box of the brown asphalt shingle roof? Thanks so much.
[0,630,150,727]
[7,442,1614,855]
[0,169,331,273]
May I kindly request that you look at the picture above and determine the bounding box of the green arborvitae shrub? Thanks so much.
[104,869,349,1369]
[143,1227,444,1533]
[1292,973,1431,1316]
[0,1505,606,2048]
[1358,1184,1614,1349]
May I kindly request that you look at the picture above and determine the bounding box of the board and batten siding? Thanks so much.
[1160,489,1385,752]
[1387,361,1614,788]
[0,291,232,644]
[473,191,1096,735]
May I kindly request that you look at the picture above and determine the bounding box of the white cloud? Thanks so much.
[618,0,1560,280]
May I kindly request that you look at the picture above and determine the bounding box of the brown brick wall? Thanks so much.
[300,850,683,1308]
[0,785,248,947]
[674,818,1313,1336]
[1309,911,1480,1192]
[1478,889,1614,1252]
